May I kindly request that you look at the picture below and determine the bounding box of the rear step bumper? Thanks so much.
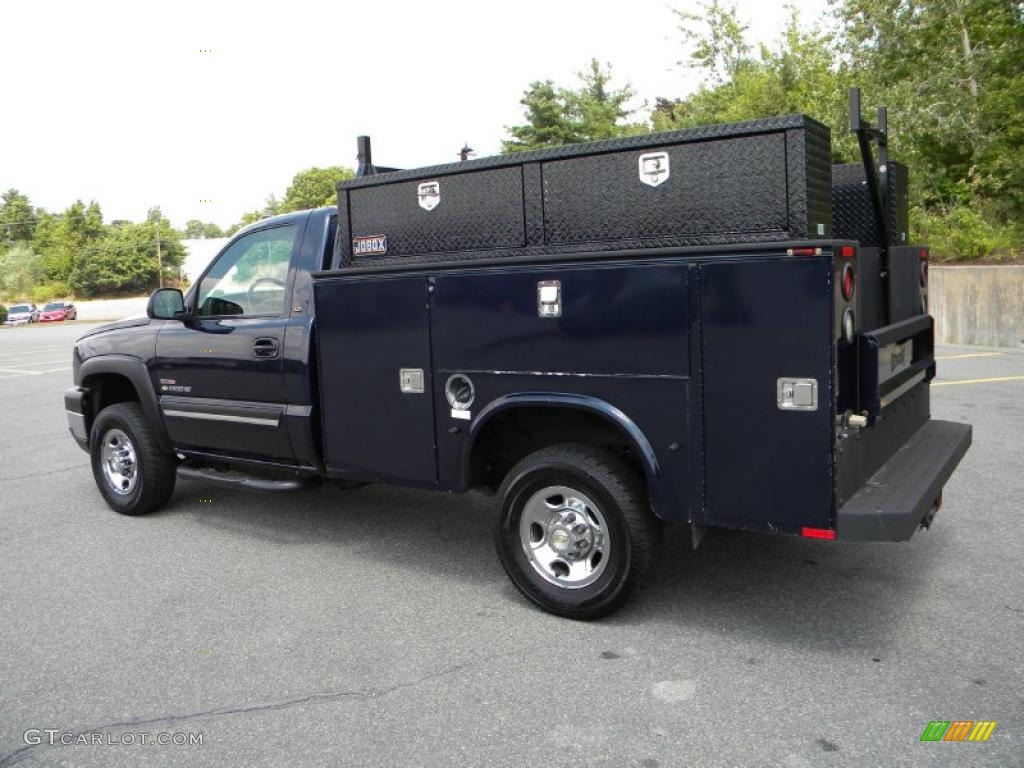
[837,419,972,541]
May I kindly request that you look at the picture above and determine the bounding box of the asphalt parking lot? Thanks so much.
[0,322,1020,767]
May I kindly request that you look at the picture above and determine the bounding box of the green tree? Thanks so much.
[503,60,643,152]
[183,220,226,239]
[0,189,36,244]
[0,243,46,299]
[68,208,184,297]
[38,200,105,284]
[675,1,752,84]
[280,166,355,212]
[655,6,853,158]
[835,0,1024,218]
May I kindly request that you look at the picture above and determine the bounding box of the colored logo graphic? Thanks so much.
[920,721,997,742]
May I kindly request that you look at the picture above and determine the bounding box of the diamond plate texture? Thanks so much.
[795,120,833,237]
[349,167,525,258]
[542,133,788,244]
[832,161,909,247]
[340,114,822,190]
[341,114,833,264]
[334,189,352,267]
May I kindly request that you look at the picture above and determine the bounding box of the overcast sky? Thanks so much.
[1,0,829,229]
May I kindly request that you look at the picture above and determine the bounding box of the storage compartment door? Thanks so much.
[314,276,437,484]
[699,257,833,531]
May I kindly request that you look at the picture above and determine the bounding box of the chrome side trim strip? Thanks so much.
[162,409,280,427]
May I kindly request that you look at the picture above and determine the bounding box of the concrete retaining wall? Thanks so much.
[930,265,1024,347]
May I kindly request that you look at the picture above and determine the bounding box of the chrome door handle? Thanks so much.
[252,338,280,359]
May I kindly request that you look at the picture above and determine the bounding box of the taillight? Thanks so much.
[840,245,856,258]
[802,526,836,540]
[841,263,855,301]
[787,247,821,256]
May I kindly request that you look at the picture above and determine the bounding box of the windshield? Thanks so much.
[10,305,30,313]
[43,302,64,311]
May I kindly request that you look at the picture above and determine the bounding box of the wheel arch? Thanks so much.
[79,355,172,452]
[463,393,668,517]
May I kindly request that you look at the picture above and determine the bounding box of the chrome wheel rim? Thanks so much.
[518,485,609,589]
[100,428,138,495]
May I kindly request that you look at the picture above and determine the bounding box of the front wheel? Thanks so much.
[90,402,177,515]
[493,443,661,619]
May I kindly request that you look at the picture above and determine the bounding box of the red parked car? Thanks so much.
[39,301,77,322]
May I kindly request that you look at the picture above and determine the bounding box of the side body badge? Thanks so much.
[417,181,441,211]
[638,151,670,187]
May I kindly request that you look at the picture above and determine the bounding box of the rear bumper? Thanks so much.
[837,419,972,541]
[65,386,90,451]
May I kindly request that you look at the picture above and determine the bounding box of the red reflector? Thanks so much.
[801,527,836,540]
[840,245,856,258]
[919,248,929,260]
[841,263,855,301]
[787,247,821,256]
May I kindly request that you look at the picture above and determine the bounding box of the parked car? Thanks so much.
[39,301,77,322]
[4,304,39,324]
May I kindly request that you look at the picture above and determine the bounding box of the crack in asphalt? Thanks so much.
[0,645,537,766]
[0,463,89,484]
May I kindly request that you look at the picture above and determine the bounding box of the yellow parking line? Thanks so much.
[936,352,1004,360]
[933,375,1024,387]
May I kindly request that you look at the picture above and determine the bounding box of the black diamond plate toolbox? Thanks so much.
[832,161,909,248]
[336,115,833,266]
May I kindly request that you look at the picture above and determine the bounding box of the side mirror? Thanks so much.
[147,288,186,320]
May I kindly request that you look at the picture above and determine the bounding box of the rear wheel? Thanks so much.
[494,443,661,619]
[90,402,177,515]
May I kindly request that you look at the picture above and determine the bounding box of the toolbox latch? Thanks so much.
[777,378,818,411]
[399,368,425,394]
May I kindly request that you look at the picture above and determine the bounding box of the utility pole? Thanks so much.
[155,218,163,289]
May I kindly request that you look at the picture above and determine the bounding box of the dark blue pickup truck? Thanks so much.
[65,98,970,618]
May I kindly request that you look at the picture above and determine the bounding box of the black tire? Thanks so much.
[90,402,177,516]
[493,443,661,619]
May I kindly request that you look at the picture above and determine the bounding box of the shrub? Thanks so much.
[31,282,71,304]
[913,204,1019,262]
[0,244,45,298]
[0,304,7,323]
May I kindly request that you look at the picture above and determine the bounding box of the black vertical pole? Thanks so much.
[849,88,892,323]
[356,136,374,177]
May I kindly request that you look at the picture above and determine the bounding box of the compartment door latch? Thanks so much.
[400,368,425,394]
[777,378,818,411]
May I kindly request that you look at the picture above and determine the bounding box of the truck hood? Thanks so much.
[75,315,152,340]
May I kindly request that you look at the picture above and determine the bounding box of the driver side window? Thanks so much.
[196,224,297,317]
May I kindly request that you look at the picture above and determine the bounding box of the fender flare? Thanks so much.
[462,392,667,514]
[79,355,173,452]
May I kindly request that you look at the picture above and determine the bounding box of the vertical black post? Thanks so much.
[849,88,892,323]
[876,106,890,244]
[356,136,374,177]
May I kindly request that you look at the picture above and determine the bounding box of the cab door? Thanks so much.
[154,219,304,460]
